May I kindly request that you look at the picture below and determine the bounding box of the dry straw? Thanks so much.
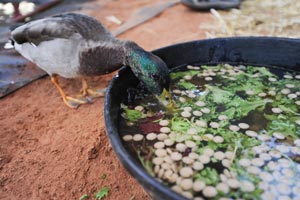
[201,0,300,38]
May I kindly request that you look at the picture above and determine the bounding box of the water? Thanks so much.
[119,64,300,199]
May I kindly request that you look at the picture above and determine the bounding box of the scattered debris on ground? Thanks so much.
[201,0,300,38]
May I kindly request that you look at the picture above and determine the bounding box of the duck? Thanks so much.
[10,13,170,108]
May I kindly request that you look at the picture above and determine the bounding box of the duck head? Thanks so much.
[125,41,170,95]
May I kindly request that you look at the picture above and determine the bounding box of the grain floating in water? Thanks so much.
[120,64,300,199]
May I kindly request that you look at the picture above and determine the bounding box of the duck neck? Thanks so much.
[123,41,150,75]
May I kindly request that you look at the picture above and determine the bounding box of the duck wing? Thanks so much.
[11,13,113,46]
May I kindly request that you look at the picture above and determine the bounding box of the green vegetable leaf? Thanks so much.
[278,105,300,116]
[205,85,233,104]
[206,141,221,150]
[238,98,271,116]
[171,117,191,133]
[121,104,145,122]
[195,167,220,185]
[224,72,265,94]
[177,81,197,90]
[256,67,276,77]
[267,118,298,138]
[221,107,236,120]
[95,187,109,200]
[221,97,270,120]
[170,70,199,80]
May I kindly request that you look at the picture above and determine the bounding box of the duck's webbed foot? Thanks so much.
[63,96,89,109]
[51,75,89,109]
[87,88,106,97]
[80,78,106,98]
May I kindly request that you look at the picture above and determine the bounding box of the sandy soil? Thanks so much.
[0,0,213,199]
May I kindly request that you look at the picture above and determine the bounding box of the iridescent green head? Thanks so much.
[125,42,170,95]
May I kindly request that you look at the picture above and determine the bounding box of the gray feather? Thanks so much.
[11,13,113,46]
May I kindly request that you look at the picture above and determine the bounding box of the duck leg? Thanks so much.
[80,78,106,98]
[80,78,89,96]
[51,76,88,109]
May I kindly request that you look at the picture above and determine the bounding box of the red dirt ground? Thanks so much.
[0,0,213,199]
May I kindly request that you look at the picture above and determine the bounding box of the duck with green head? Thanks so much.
[10,13,171,108]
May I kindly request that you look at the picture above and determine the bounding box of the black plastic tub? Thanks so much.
[104,37,300,200]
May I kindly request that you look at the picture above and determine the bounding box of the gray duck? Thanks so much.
[11,13,170,108]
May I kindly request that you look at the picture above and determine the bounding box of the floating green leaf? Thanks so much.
[170,70,199,79]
